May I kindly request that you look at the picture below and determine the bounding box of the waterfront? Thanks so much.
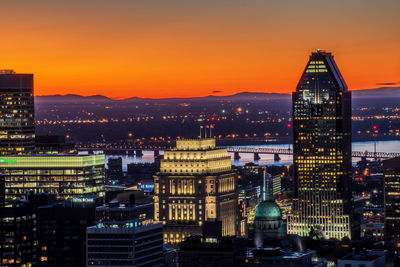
[105,140,400,170]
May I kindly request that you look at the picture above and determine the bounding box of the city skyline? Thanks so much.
[0,56,400,265]
[1,0,399,98]
[1,1,400,265]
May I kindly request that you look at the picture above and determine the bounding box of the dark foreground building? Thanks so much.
[0,194,56,267]
[86,201,163,266]
[383,157,400,242]
[106,157,123,184]
[0,194,102,267]
[36,196,103,266]
[0,201,37,266]
[0,70,35,155]
[288,50,353,240]
[179,236,324,267]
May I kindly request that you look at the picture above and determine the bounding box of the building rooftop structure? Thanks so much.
[254,168,285,242]
[239,247,325,267]
[338,249,386,267]
[175,138,217,150]
[86,200,163,266]
[161,138,231,175]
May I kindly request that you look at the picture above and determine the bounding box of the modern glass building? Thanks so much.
[1,154,105,201]
[383,157,400,241]
[154,138,240,244]
[0,70,35,155]
[287,50,353,240]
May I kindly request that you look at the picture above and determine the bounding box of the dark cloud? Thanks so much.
[376,82,399,85]
[212,90,223,94]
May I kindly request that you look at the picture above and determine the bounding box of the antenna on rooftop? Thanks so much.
[0,69,15,74]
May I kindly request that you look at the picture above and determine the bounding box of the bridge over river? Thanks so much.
[226,147,400,161]
[78,144,400,162]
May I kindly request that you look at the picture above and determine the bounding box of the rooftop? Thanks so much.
[175,138,216,151]
[247,248,315,259]
[0,69,16,74]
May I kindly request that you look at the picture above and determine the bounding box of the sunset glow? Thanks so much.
[1,0,399,98]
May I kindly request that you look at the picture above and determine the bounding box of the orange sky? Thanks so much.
[1,0,399,99]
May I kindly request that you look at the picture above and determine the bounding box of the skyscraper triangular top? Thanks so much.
[296,50,348,103]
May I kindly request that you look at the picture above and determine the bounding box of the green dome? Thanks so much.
[254,199,282,219]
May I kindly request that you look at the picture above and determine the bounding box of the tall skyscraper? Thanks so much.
[287,50,352,240]
[0,70,35,155]
[383,157,400,242]
[154,138,239,244]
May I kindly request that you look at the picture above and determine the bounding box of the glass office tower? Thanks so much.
[0,70,35,155]
[287,51,352,240]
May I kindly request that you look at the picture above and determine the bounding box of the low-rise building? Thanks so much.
[360,223,384,241]
[337,250,386,267]
[1,154,105,201]
[238,248,326,267]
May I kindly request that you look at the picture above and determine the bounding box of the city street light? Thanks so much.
[287,123,292,152]
[372,125,378,159]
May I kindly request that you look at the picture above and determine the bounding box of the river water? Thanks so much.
[105,140,400,170]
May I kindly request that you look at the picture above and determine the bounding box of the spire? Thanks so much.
[263,167,271,201]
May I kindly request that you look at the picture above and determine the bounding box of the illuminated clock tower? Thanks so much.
[154,138,239,244]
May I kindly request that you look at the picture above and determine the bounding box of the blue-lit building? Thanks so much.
[86,201,163,266]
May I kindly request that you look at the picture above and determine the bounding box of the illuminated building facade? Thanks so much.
[1,154,105,201]
[383,157,400,241]
[287,51,353,240]
[154,138,239,244]
[0,70,35,155]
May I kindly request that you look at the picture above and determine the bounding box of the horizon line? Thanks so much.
[34,86,400,101]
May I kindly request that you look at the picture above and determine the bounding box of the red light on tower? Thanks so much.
[372,125,377,130]
[211,117,215,121]
[287,123,291,128]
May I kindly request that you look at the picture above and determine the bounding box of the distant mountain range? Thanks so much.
[350,86,400,98]
[35,86,400,103]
